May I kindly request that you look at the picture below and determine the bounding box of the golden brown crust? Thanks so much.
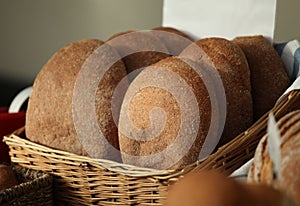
[233,35,290,120]
[181,37,253,146]
[247,135,273,184]
[26,39,127,161]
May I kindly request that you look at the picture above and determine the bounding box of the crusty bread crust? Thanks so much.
[182,37,253,146]
[118,56,211,169]
[26,39,127,161]
[248,110,300,204]
[233,35,290,120]
[107,30,170,79]
[152,26,194,55]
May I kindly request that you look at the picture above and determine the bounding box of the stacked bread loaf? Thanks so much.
[25,27,290,170]
[26,39,128,162]
[180,37,253,146]
[107,30,170,81]
[233,35,290,120]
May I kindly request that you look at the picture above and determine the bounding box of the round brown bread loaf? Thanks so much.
[248,110,300,205]
[26,39,128,161]
[153,27,194,41]
[107,30,135,40]
[107,30,170,81]
[180,37,253,146]
[0,164,18,191]
[152,26,195,55]
[232,35,290,120]
[118,56,218,170]
[165,170,296,206]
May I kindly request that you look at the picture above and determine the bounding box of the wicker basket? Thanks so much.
[4,89,300,205]
[0,164,53,206]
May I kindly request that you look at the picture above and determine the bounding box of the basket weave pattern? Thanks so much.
[4,90,300,205]
[0,165,53,206]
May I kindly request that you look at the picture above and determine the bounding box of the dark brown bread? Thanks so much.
[153,27,194,41]
[26,39,127,161]
[233,35,290,120]
[107,30,135,40]
[0,165,18,191]
[118,56,212,170]
[107,30,170,81]
[248,110,300,205]
[152,26,195,55]
[181,37,253,146]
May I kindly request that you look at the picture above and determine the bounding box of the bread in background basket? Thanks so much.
[233,35,291,120]
[248,110,300,205]
[107,30,170,81]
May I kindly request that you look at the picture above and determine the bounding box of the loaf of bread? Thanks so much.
[118,37,254,169]
[107,30,170,81]
[26,39,128,161]
[233,35,290,120]
[180,37,253,146]
[153,27,194,41]
[0,164,18,191]
[118,56,212,169]
[165,170,296,206]
[152,26,194,55]
[248,110,300,205]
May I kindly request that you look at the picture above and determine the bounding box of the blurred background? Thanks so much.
[0,0,163,106]
[0,0,299,107]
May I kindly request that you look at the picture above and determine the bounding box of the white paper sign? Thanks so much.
[163,0,277,41]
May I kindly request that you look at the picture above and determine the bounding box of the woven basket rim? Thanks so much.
[4,133,202,178]
[4,89,300,179]
[3,90,300,206]
[0,164,53,204]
